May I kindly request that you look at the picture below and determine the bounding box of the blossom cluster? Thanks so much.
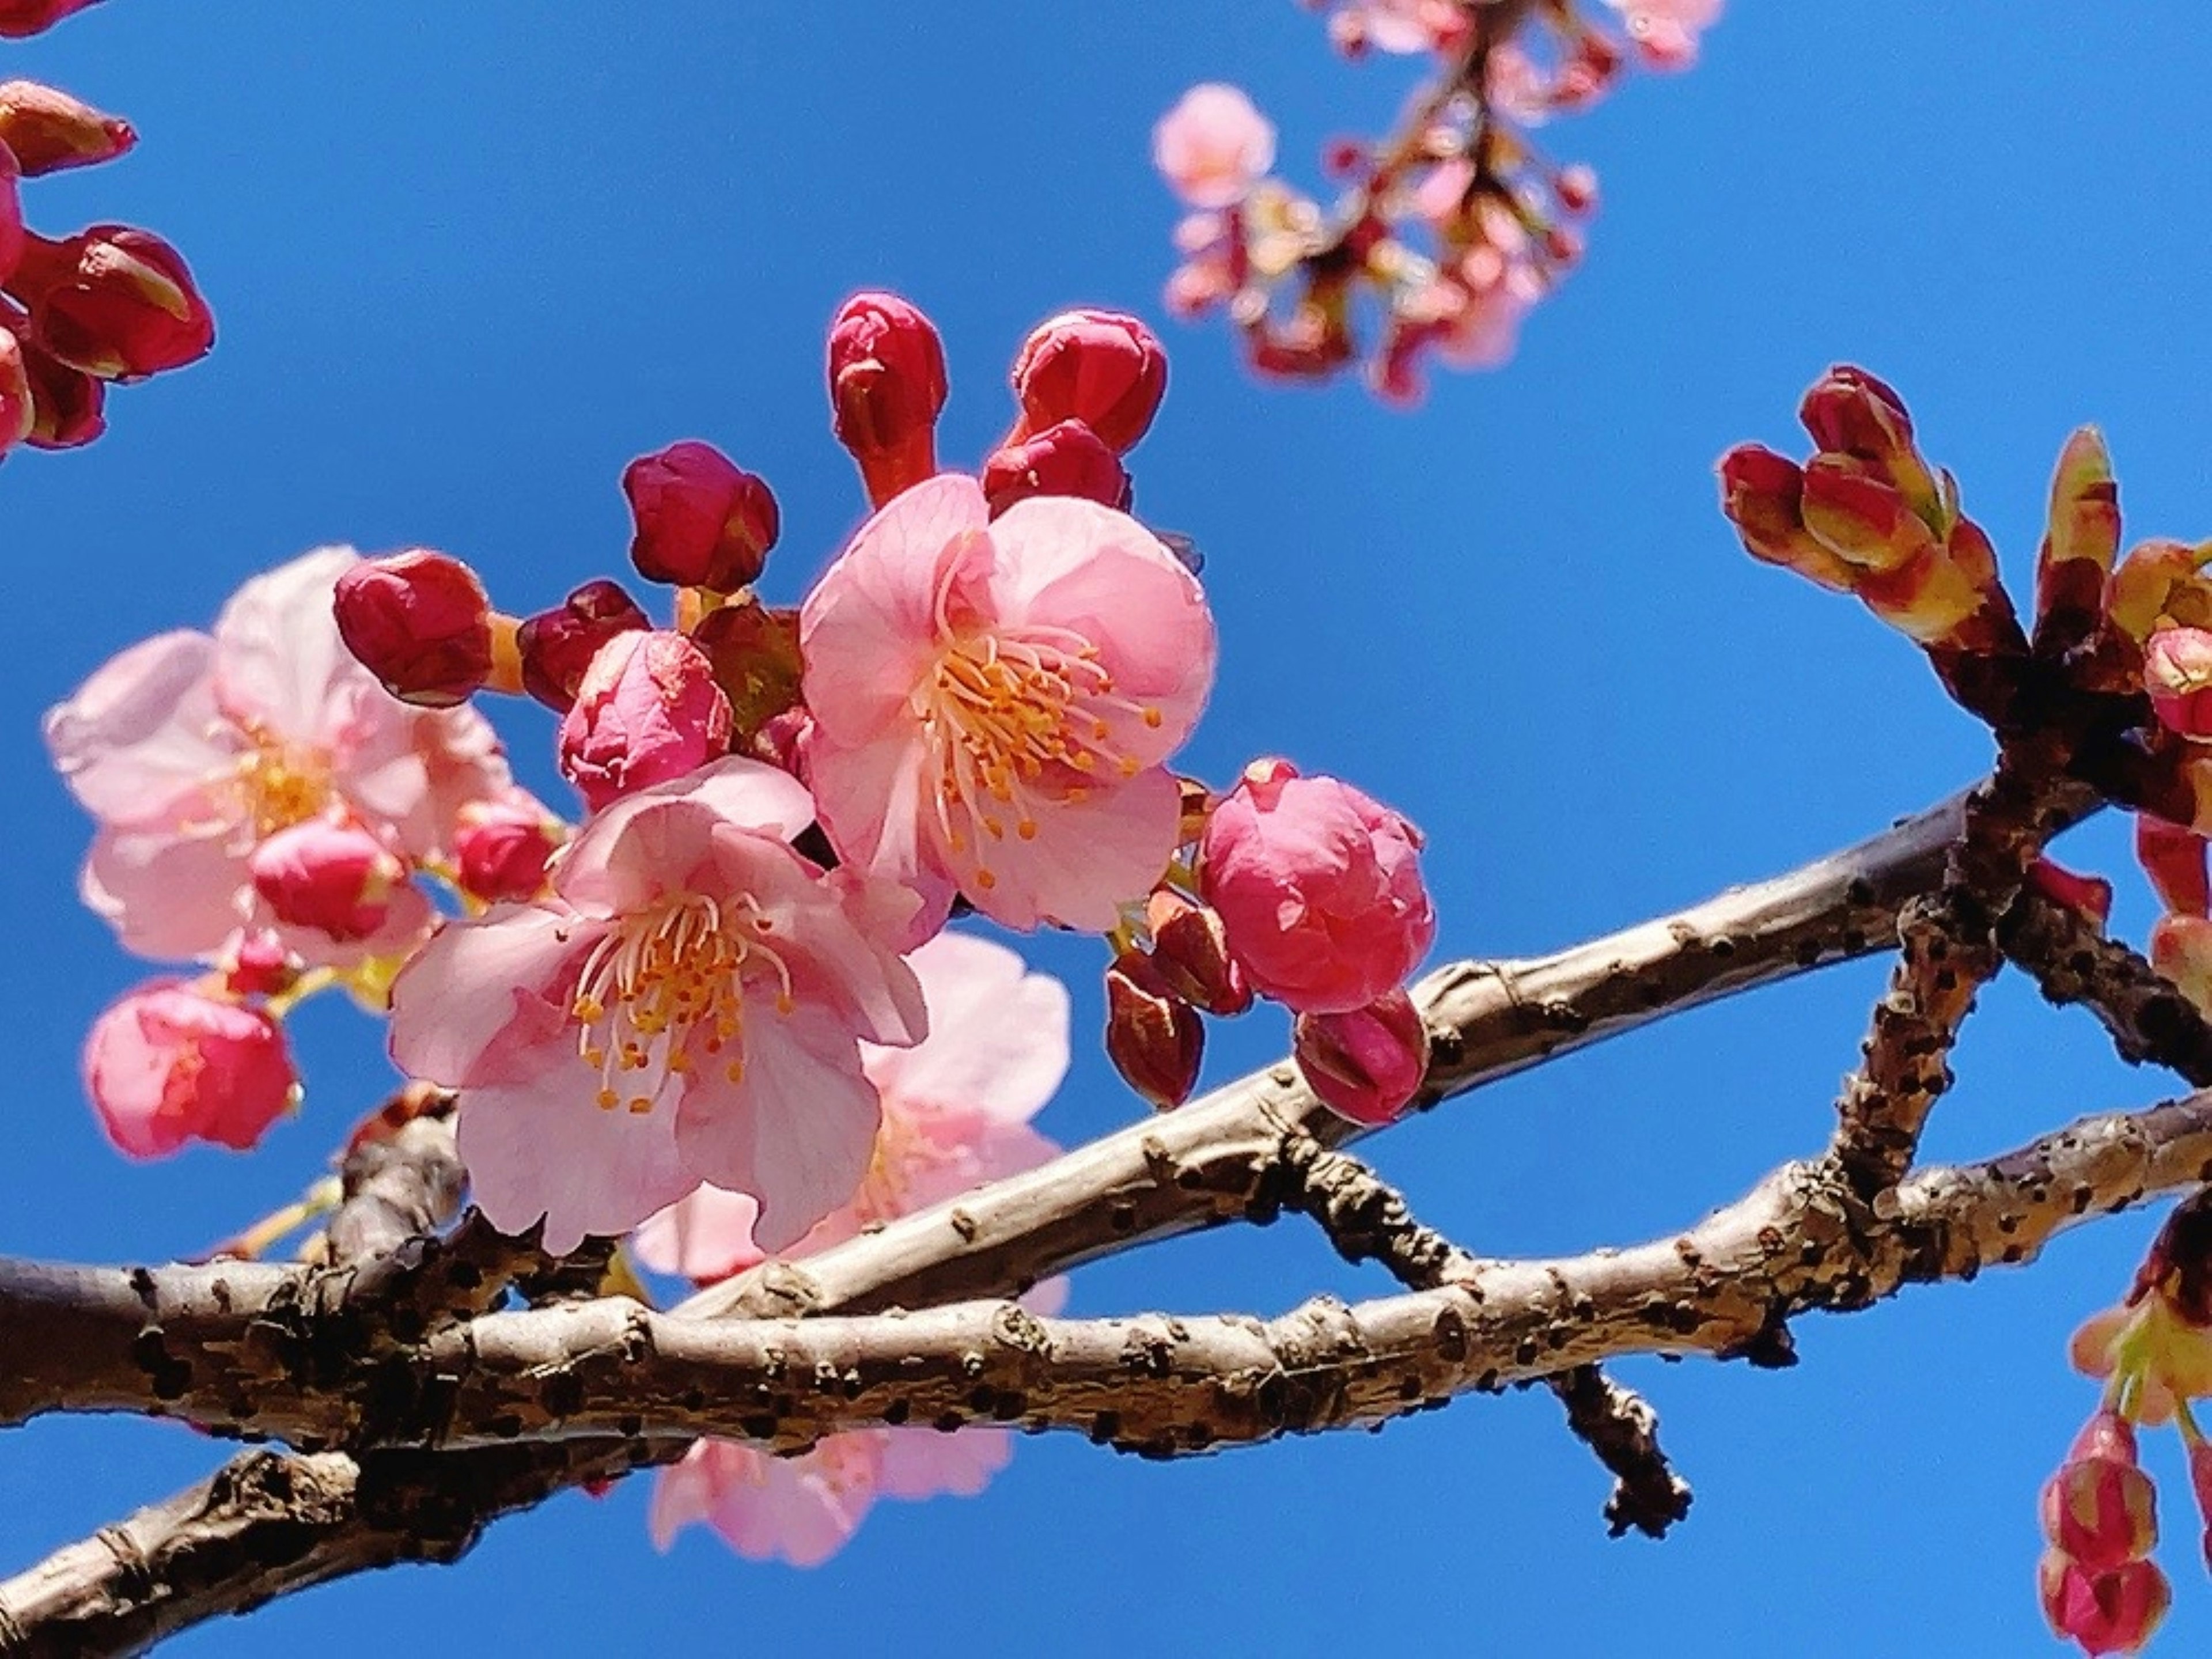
[1153,0,1721,402]
[0,0,214,456]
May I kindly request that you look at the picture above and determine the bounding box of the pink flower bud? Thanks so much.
[3,304,104,448]
[1799,453,1940,575]
[2041,1423,2158,1571]
[453,797,563,903]
[0,142,20,287]
[1717,444,1854,592]
[1293,987,1430,1127]
[980,419,1131,516]
[248,816,407,942]
[557,629,733,811]
[0,327,30,458]
[221,933,296,999]
[82,981,297,1158]
[1145,889,1251,1016]
[2147,626,2212,739]
[622,440,779,592]
[2037,1552,2170,1656]
[0,81,133,175]
[1799,365,1917,467]
[1009,309,1167,455]
[2138,816,2210,918]
[332,550,494,709]
[0,0,104,37]
[11,224,213,380]
[516,578,652,712]
[2151,913,2212,1016]
[1105,949,1204,1111]
[1199,759,1435,1015]
[1153,84,1276,210]
[827,291,947,507]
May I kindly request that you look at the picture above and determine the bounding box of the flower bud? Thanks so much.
[453,796,563,902]
[12,224,213,380]
[0,81,134,175]
[1800,453,1941,575]
[248,816,407,942]
[0,0,105,37]
[2037,1552,2169,1656]
[0,327,30,457]
[1716,444,1855,592]
[1009,309,1167,454]
[2024,857,2113,931]
[1199,759,1434,1015]
[827,291,947,507]
[687,596,803,742]
[2137,816,2209,918]
[1105,949,1204,1110]
[1293,987,1430,1127]
[516,578,652,712]
[0,141,19,286]
[82,980,298,1158]
[622,440,779,592]
[332,550,494,709]
[1145,889,1251,1015]
[2041,1421,2158,1571]
[980,419,1131,516]
[1798,366,1925,490]
[221,932,296,999]
[558,629,733,811]
[4,306,103,448]
[2146,626,2212,740]
[2151,913,2212,1016]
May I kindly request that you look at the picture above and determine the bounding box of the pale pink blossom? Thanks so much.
[1199,759,1435,1014]
[388,758,925,1256]
[637,930,1068,1281]
[1321,0,1469,56]
[44,547,516,965]
[800,476,1215,936]
[1153,84,1275,211]
[1604,0,1723,70]
[82,979,297,1158]
[556,628,733,812]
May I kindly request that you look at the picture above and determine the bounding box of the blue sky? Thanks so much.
[6,3,2211,1653]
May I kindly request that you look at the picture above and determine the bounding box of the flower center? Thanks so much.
[569,892,793,1113]
[921,630,1161,892]
[230,726,334,839]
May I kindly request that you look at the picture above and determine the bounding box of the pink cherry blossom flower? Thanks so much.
[44,547,517,965]
[82,979,297,1158]
[800,475,1215,936]
[388,757,925,1256]
[1199,759,1435,1015]
[1603,0,1723,70]
[1319,0,1471,57]
[636,929,1068,1280]
[1153,84,1275,211]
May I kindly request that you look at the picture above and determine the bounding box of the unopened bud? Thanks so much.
[2146,626,2212,740]
[1717,444,1854,592]
[981,419,1131,516]
[2150,913,2212,1017]
[687,597,803,743]
[517,578,652,712]
[2037,1551,2169,1657]
[0,327,29,457]
[221,932,296,999]
[1145,889,1251,1015]
[0,142,19,287]
[1009,308,1167,455]
[1800,453,1940,575]
[622,440,779,592]
[454,797,563,902]
[1798,365,1916,466]
[1105,949,1204,1110]
[12,224,213,380]
[557,630,733,811]
[0,81,133,175]
[827,291,947,507]
[333,550,494,709]
[248,816,407,942]
[82,980,298,1158]
[1292,987,1429,1127]
[2137,816,2209,918]
[2041,1421,2158,1571]
[0,0,105,38]
[2024,857,2113,931]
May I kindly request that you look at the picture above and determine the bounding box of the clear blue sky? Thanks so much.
[6,4,2211,1653]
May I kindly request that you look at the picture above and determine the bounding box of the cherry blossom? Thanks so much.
[1604,0,1724,70]
[44,547,518,967]
[800,475,1215,935]
[388,757,925,1256]
[82,979,297,1158]
[1152,84,1275,211]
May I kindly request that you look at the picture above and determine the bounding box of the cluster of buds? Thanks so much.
[1154,1,1719,402]
[0,72,211,457]
[1107,759,1437,1124]
[2048,1193,2212,1652]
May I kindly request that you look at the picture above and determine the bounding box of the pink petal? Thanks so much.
[454,1073,697,1255]
[632,1183,765,1283]
[959,762,1183,931]
[81,820,248,962]
[388,903,590,1089]
[865,931,1069,1123]
[44,630,232,824]
[209,547,373,741]
[876,1426,1013,1501]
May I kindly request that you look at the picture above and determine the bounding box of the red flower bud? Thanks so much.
[11,224,213,380]
[0,141,21,286]
[516,578,652,712]
[1800,453,1940,575]
[980,418,1131,516]
[1144,889,1251,1016]
[2146,626,2212,740]
[1716,444,1854,593]
[333,550,494,709]
[248,816,407,942]
[1105,949,1204,1110]
[0,0,104,37]
[2037,1551,2169,1656]
[1798,365,1916,467]
[2137,815,2209,918]
[0,81,134,175]
[1009,308,1167,455]
[1292,987,1430,1127]
[827,291,947,507]
[622,440,779,592]
[18,329,102,448]
[0,327,29,458]
[2040,1418,2158,1571]
[556,630,733,811]
[82,980,297,1158]
[454,797,563,903]
[2024,857,2113,931]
